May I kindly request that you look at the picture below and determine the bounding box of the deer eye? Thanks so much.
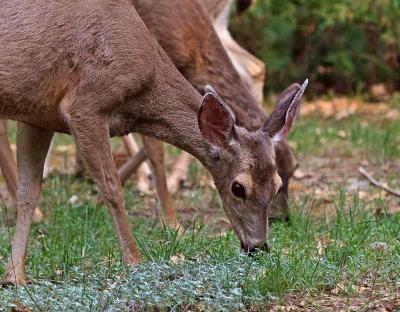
[231,181,246,200]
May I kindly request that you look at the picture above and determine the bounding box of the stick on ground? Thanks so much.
[358,166,400,198]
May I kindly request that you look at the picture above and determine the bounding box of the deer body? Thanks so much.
[0,0,207,284]
[0,1,210,160]
[1,0,305,286]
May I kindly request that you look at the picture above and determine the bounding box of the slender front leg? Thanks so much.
[141,136,180,229]
[69,114,141,265]
[0,120,43,224]
[2,123,53,286]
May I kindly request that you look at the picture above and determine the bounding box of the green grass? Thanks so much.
[290,115,400,161]
[0,177,399,310]
[1,107,399,310]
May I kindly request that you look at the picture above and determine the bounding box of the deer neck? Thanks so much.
[191,38,267,130]
[123,49,217,172]
[188,5,266,129]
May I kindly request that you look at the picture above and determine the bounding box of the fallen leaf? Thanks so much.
[315,189,334,203]
[289,181,307,192]
[331,282,345,295]
[369,83,390,102]
[170,253,185,264]
[317,233,333,256]
[337,130,347,139]
[293,169,313,180]
[68,195,79,205]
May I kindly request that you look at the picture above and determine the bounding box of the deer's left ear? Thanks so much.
[263,79,308,141]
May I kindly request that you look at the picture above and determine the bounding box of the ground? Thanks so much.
[0,95,399,311]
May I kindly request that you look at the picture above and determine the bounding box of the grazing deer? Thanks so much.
[0,0,306,285]
[130,0,300,220]
[0,0,262,230]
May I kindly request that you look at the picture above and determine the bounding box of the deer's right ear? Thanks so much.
[263,79,308,141]
[198,92,235,147]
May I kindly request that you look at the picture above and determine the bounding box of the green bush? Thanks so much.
[231,0,400,95]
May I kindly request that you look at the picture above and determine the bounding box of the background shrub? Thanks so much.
[231,0,400,95]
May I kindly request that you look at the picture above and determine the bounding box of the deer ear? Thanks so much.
[204,85,219,97]
[198,92,235,147]
[199,85,220,97]
[263,79,308,141]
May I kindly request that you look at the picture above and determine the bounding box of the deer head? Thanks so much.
[198,80,308,252]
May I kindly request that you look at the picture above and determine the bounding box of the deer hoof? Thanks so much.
[2,270,28,287]
[123,253,142,266]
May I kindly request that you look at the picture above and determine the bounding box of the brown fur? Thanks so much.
[0,0,302,285]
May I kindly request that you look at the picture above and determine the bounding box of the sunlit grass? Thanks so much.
[290,115,400,161]
[0,176,399,310]
[1,109,399,310]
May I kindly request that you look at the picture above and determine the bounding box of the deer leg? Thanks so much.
[74,148,86,177]
[0,120,43,224]
[0,120,18,209]
[2,123,53,286]
[122,134,152,192]
[68,114,141,265]
[141,136,180,229]
[167,151,193,194]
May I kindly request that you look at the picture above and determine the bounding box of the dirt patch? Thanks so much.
[291,154,400,219]
[301,98,399,122]
[262,278,400,312]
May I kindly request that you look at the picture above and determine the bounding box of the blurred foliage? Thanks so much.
[230,0,400,95]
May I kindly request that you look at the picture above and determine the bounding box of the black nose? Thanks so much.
[242,242,271,256]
